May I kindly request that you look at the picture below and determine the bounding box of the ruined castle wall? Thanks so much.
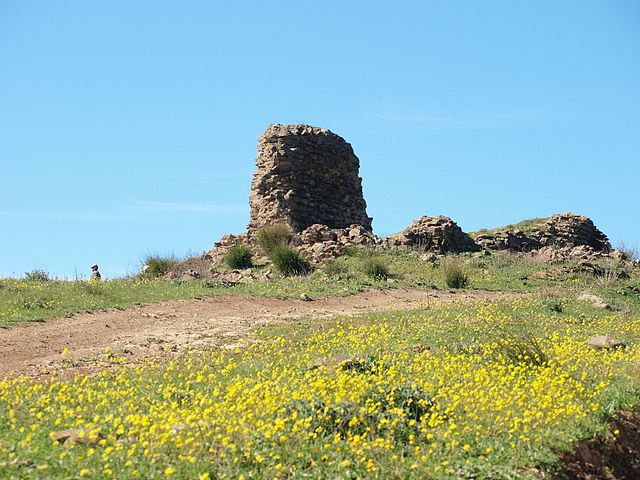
[248,124,372,235]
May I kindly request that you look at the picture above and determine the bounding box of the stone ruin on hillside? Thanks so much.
[387,216,479,254]
[471,212,615,264]
[247,124,372,235]
[199,123,635,276]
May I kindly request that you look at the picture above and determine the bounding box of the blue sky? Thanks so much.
[1,0,639,278]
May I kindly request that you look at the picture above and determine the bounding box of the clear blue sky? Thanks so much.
[1,0,639,278]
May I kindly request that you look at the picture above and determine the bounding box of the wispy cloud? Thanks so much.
[0,208,132,221]
[378,113,501,127]
[0,200,247,220]
[376,109,549,129]
[132,200,247,212]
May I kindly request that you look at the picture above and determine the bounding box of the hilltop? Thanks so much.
[1,124,639,479]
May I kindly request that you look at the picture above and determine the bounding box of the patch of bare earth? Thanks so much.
[0,288,518,379]
[559,410,640,480]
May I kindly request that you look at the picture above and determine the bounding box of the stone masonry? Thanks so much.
[247,124,372,235]
[387,216,479,254]
[538,213,610,251]
[473,213,611,253]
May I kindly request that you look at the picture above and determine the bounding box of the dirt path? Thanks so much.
[0,289,519,378]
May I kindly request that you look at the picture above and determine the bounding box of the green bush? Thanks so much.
[324,260,348,276]
[256,225,293,256]
[142,255,179,278]
[440,258,469,288]
[224,244,253,269]
[281,383,435,438]
[270,246,311,277]
[362,258,389,281]
[24,269,50,282]
[442,258,469,289]
[543,298,564,313]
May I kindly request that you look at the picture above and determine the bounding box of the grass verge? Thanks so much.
[2,248,638,326]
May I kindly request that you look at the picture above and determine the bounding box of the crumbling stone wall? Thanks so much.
[538,213,610,251]
[387,216,479,254]
[292,224,384,262]
[473,213,611,253]
[248,124,372,235]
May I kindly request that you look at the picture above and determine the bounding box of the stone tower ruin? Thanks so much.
[248,124,373,235]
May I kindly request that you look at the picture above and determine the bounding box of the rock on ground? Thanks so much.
[387,216,479,254]
[586,335,625,350]
[579,292,611,310]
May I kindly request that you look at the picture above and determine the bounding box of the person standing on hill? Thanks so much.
[90,264,101,281]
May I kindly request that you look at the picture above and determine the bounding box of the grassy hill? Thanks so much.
[1,248,639,479]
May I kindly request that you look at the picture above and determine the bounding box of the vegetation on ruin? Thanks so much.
[256,225,294,256]
[470,217,547,237]
[223,245,253,270]
[269,246,312,277]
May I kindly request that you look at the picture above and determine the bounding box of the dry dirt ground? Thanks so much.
[560,410,640,480]
[0,288,520,379]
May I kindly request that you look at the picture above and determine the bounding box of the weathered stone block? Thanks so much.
[248,124,372,235]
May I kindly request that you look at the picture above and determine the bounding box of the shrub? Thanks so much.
[224,245,253,269]
[270,246,311,276]
[476,320,550,368]
[543,298,564,313]
[593,259,629,287]
[362,258,389,281]
[324,260,348,276]
[442,258,469,289]
[281,383,435,438]
[142,255,179,278]
[256,225,293,256]
[20,299,54,309]
[341,246,361,257]
[24,269,50,282]
[363,383,435,422]
[494,335,549,367]
[615,241,638,261]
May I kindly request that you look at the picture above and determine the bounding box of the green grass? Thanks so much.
[441,257,469,288]
[361,257,389,281]
[471,217,547,237]
[223,245,253,269]
[269,246,311,276]
[142,254,180,278]
[0,253,639,479]
[0,274,368,326]
[256,225,294,256]
[2,248,638,326]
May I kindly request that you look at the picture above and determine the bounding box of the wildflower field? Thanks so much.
[1,295,639,479]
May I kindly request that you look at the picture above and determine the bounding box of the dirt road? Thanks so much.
[0,289,518,378]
